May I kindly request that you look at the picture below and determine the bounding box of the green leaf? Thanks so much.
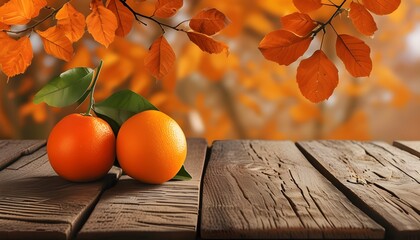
[171,165,192,181]
[93,89,158,126]
[33,68,94,107]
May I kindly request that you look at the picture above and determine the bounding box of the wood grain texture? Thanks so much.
[77,138,208,240]
[297,140,420,240]
[201,140,384,239]
[393,141,420,157]
[0,140,46,170]
[0,146,121,240]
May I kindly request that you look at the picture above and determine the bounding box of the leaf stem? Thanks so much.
[322,3,338,7]
[119,0,187,34]
[312,0,347,37]
[325,0,340,7]
[174,19,190,28]
[320,30,326,50]
[85,60,103,116]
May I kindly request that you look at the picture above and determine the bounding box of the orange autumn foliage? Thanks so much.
[292,0,322,13]
[349,2,378,36]
[0,0,46,25]
[37,26,74,61]
[296,50,338,103]
[0,35,32,78]
[56,3,86,42]
[259,30,312,66]
[0,0,412,143]
[187,31,229,54]
[362,0,401,15]
[154,0,183,18]
[106,0,134,37]
[259,0,401,102]
[280,12,317,37]
[189,8,230,36]
[0,0,229,81]
[336,34,372,77]
[86,0,118,47]
[144,36,176,80]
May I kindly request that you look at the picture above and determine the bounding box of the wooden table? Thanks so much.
[0,139,419,240]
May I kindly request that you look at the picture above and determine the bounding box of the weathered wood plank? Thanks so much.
[297,140,420,240]
[0,140,46,170]
[201,140,384,239]
[77,138,208,240]
[393,141,420,158]
[0,146,121,240]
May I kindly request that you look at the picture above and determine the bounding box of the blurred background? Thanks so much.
[0,0,419,142]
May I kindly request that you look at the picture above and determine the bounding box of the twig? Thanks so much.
[119,0,187,34]
[322,3,338,7]
[326,0,340,7]
[312,0,347,37]
[174,19,190,28]
[3,7,60,34]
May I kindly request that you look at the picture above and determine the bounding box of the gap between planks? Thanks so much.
[0,140,46,170]
[297,140,420,240]
[76,138,208,240]
[200,140,384,239]
[0,144,121,240]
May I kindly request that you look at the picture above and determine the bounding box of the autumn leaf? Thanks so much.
[106,0,134,37]
[56,3,86,42]
[0,0,34,25]
[349,2,377,36]
[0,32,14,54]
[0,22,10,30]
[296,50,338,103]
[187,31,228,54]
[0,0,47,25]
[189,8,230,36]
[336,34,372,77]
[144,36,175,80]
[280,12,317,37]
[362,0,401,15]
[292,0,322,13]
[154,0,183,18]
[86,0,118,47]
[259,29,312,66]
[0,36,33,79]
[37,26,73,61]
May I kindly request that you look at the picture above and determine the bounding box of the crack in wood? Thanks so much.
[298,140,420,239]
[280,189,305,227]
[77,139,207,240]
[306,186,333,227]
[202,140,384,239]
[288,169,311,208]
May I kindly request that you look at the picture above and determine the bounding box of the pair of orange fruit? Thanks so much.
[47,110,187,184]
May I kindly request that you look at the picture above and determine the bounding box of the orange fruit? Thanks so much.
[116,110,187,184]
[47,113,115,182]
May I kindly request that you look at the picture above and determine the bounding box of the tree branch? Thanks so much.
[312,0,347,37]
[119,0,187,34]
[3,7,60,35]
